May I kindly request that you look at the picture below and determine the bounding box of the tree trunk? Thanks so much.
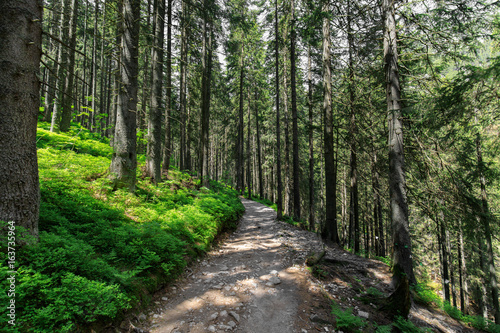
[162,0,172,174]
[347,0,359,252]
[246,89,252,198]
[179,0,188,170]
[439,214,450,302]
[458,221,469,314]
[255,88,264,199]
[283,53,292,217]
[146,0,165,184]
[308,45,314,231]
[475,113,500,324]
[60,0,79,132]
[200,4,212,187]
[275,0,283,220]
[43,1,61,122]
[50,0,73,132]
[383,0,416,289]
[322,0,339,244]
[89,0,99,131]
[290,0,300,221]
[237,50,245,194]
[372,147,385,257]
[109,0,140,192]
[0,0,42,242]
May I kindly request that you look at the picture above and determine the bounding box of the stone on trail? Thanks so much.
[358,310,369,319]
[229,311,240,322]
[267,276,281,286]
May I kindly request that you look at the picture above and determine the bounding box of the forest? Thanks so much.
[0,0,500,331]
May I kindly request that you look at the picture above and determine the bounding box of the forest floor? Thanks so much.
[122,199,478,333]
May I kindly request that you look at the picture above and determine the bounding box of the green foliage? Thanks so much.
[375,324,393,333]
[0,125,244,332]
[375,256,392,266]
[412,283,443,307]
[331,301,368,332]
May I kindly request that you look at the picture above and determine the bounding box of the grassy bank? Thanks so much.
[0,123,244,332]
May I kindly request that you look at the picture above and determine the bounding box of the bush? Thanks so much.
[331,301,368,332]
[0,125,246,332]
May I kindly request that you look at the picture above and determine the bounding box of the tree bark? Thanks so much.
[179,0,188,170]
[60,0,79,132]
[200,3,212,187]
[246,89,252,198]
[275,0,283,220]
[458,220,469,314]
[283,55,292,217]
[146,0,165,184]
[0,0,42,241]
[255,88,264,199]
[475,113,500,324]
[50,0,73,132]
[162,0,173,174]
[383,0,416,288]
[308,45,314,231]
[236,49,245,194]
[322,0,339,244]
[290,0,300,221]
[347,0,359,252]
[110,0,140,192]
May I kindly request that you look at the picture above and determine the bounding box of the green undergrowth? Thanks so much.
[331,301,432,333]
[0,123,244,333]
[413,283,500,332]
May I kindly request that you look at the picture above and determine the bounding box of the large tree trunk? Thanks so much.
[322,0,339,244]
[110,0,140,192]
[145,0,166,184]
[275,0,283,220]
[0,0,42,242]
[383,0,416,290]
[290,0,300,221]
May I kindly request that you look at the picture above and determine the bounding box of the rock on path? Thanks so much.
[146,198,328,333]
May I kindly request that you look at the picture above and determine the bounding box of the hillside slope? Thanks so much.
[0,124,244,332]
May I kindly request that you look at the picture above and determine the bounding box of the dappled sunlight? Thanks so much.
[148,199,326,333]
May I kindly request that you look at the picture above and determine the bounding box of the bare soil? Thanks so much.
[123,198,478,333]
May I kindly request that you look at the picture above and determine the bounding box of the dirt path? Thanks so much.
[131,198,477,333]
[144,198,330,333]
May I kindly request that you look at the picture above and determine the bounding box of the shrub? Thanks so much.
[331,301,368,332]
[1,125,247,332]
